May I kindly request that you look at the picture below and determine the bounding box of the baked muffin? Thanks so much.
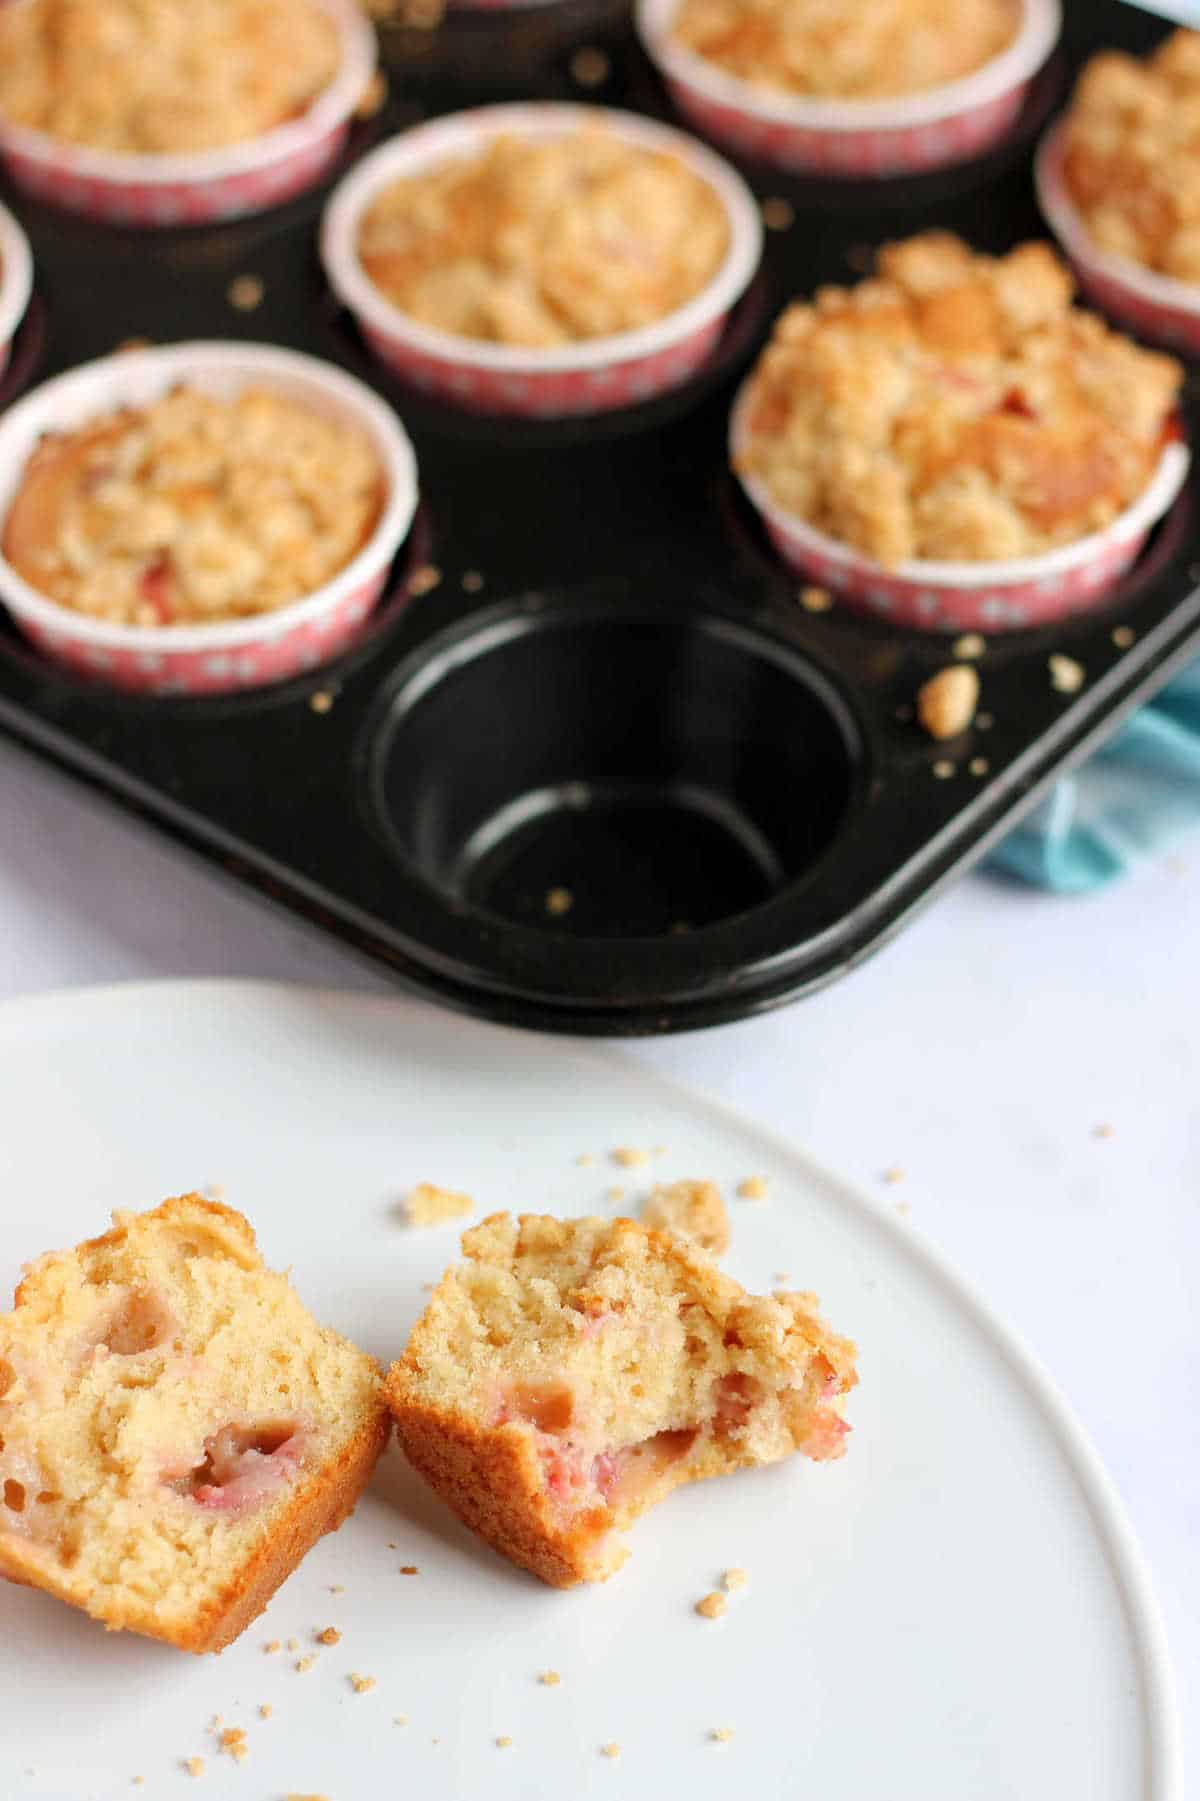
[356,126,731,348]
[0,1196,388,1652]
[1,385,384,628]
[1062,29,1200,284]
[669,0,1017,101]
[0,0,341,157]
[387,1213,855,1587]
[734,231,1183,566]
[640,1180,730,1256]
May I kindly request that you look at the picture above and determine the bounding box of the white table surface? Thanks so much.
[1,734,1196,1785]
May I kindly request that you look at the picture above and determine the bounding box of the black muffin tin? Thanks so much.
[0,0,1195,1034]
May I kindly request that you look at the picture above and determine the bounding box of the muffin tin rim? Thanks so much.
[320,100,764,374]
[0,339,419,653]
[0,0,376,185]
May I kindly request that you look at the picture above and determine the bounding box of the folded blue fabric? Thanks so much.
[989,663,1200,890]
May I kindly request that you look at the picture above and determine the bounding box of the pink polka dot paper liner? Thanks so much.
[636,0,1060,178]
[320,103,763,419]
[0,342,419,695]
[0,199,33,384]
[0,0,376,228]
[1036,124,1200,357]
[729,382,1190,635]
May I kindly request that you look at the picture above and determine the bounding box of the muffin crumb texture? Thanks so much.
[357,127,730,348]
[385,1212,855,1588]
[0,1194,387,1653]
[672,0,1016,100]
[1,386,383,629]
[640,1180,731,1256]
[735,233,1182,566]
[407,1184,475,1227]
[0,0,340,154]
[1064,30,1200,281]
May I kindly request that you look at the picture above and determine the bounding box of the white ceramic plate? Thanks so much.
[0,982,1180,1801]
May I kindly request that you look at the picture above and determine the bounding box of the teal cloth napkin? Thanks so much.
[990,664,1200,889]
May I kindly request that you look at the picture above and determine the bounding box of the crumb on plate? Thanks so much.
[350,1673,377,1694]
[316,1627,341,1646]
[722,1567,748,1591]
[736,1176,769,1200]
[218,1728,248,1764]
[539,1670,562,1686]
[407,1182,474,1226]
[611,1146,649,1167]
[696,1591,727,1620]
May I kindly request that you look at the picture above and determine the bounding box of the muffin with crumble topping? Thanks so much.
[0,0,342,157]
[1,383,384,629]
[387,1213,856,1587]
[733,232,1182,570]
[0,1195,387,1652]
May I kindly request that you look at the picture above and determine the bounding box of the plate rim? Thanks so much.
[0,976,1183,1800]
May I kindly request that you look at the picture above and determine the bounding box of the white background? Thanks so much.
[0,735,1196,1782]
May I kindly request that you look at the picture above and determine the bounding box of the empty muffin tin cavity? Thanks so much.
[365,595,860,938]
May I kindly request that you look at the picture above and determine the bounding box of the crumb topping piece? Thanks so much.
[722,1566,748,1590]
[735,233,1182,567]
[672,0,1016,100]
[696,1590,728,1619]
[358,128,730,348]
[1,387,383,629]
[218,1728,248,1764]
[184,1757,205,1778]
[711,1726,735,1742]
[350,1672,377,1694]
[736,1176,769,1200]
[539,1669,562,1686]
[640,1180,731,1256]
[601,1743,621,1759]
[918,666,979,741]
[316,1626,341,1646]
[1049,654,1085,694]
[407,1183,475,1228]
[0,0,340,155]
